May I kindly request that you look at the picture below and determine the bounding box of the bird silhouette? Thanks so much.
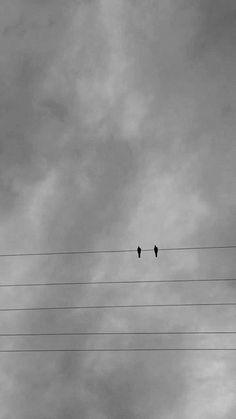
[137,246,141,258]
[154,245,158,258]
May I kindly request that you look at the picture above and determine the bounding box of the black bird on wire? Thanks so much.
[137,246,141,258]
[154,245,158,258]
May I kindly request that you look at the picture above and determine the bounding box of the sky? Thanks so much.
[0,0,236,418]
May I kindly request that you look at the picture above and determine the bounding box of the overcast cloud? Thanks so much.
[0,0,235,418]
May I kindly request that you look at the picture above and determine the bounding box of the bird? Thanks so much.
[154,245,158,258]
[137,246,141,258]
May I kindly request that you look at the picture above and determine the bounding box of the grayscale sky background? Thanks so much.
[0,0,236,418]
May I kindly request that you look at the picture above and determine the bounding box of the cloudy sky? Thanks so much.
[0,0,236,417]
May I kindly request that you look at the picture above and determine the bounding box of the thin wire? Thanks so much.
[0,302,236,312]
[0,331,236,336]
[0,348,236,352]
[0,278,235,288]
[0,245,235,258]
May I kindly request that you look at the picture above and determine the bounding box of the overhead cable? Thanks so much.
[0,277,235,288]
[0,245,235,258]
[0,331,236,336]
[0,348,236,353]
[0,302,236,312]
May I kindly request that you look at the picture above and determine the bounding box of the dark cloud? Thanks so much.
[189,0,236,57]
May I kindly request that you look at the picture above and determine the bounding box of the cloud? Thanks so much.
[0,0,235,418]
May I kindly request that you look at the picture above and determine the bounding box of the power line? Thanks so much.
[0,302,236,312]
[0,331,236,336]
[0,245,235,258]
[0,277,235,288]
[0,348,236,353]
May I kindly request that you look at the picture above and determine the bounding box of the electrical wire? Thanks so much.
[0,245,235,258]
[0,277,235,288]
[0,331,236,336]
[0,302,236,312]
[0,348,235,352]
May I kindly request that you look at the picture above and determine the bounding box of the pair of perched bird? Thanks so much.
[137,245,158,258]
